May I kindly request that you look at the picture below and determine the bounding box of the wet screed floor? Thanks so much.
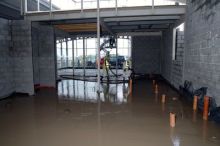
[0,79,220,146]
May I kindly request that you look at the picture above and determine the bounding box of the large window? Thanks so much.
[118,36,131,58]
[56,36,131,70]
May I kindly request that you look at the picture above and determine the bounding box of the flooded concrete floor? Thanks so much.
[0,79,220,146]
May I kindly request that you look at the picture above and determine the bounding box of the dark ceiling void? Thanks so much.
[53,19,173,36]
[0,1,22,20]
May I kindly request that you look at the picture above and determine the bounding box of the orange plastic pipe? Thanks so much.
[203,96,209,120]
[193,95,198,110]
[170,113,176,128]
[155,84,158,93]
[153,80,155,85]
[129,79,132,94]
[162,94,166,103]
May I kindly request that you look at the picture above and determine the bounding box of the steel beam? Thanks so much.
[117,31,162,36]
[151,24,169,29]
[117,20,175,26]
[25,6,185,21]
[111,25,139,30]
[100,19,115,36]
[104,15,180,22]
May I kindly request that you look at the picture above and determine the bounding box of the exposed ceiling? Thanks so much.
[0,0,55,20]
[33,5,185,36]
[50,14,182,36]
[0,0,22,19]
[54,23,98,32]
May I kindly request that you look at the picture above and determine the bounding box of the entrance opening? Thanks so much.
[56,36,132,83]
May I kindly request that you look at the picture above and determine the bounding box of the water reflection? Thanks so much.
[57,80,129,104]
[170,128,181,146]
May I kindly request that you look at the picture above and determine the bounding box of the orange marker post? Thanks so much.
[170,113,176,128]
[153,80,155,86]
[155,84,158,94]
[162,94,166,103]
[203,96,209,120]
[193,95,198,111]
[129,79,133,94]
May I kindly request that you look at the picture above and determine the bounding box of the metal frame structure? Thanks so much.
[97,0,101,91]
[24,5,185,21]
[23,0,186,14]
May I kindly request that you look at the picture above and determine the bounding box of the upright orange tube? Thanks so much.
[153,80,155,85]
[162,94,166,103]
[203,96,209,120]
[193,95,198,111]
[129,79,132,94]
[170,113,176,128]
[155,84,158,94]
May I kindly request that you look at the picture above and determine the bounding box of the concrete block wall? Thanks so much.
[161,29,173,82]
[32,23,56,87]
[132,36,162,74]
[184,0,220,105]
[12,20,34,95]
[161,29,184,89]
[32,26,40,85]
[38,25,56,87]
[0,18,14,99]
[171,31,184,88]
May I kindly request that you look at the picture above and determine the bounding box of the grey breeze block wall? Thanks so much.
[172,31,184,88]
[12,20,34,95]
[32,25,40,85]
[161,29,184,89]
[184,0,220,105]
[32,23,56,87]
[132,36,162,74]
[0,18,14,99]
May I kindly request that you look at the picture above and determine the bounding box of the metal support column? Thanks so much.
[20,0,23,15]
[24,0,27,14]
[85,37,88,72]
[115,0,118,16]
[72,38,75,76]
[61,40,63,68]
[37,0,40,11]
[81,0,83,13]
[116,36,118,78]
[83,37,86,77]
[49,0,52,17]
[152,0,154,13]
[97,0,101,92]
[76,39,78,68]
[66,38,68,68]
